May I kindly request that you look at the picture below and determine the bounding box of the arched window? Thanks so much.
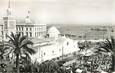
[67,42,69,46]
[26,27,28,31]
[30,32,32,37]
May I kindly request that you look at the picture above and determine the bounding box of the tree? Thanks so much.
[39,60,59,73]
[0,43,5,63]
[0,43,9,63]
[96,36,115,71]
[7,32,36,73]
[78,41,85,51]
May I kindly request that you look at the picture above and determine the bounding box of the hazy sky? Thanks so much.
[0,0,115,25]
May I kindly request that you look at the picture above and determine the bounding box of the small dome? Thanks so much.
[47,26,60,38]
[48,26,60,34]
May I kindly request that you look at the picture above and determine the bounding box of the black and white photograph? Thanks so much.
[0,0,115,73]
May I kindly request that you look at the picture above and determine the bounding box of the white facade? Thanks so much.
[0,4,47,41]
[31,36,79,63]
[16,24,46,38]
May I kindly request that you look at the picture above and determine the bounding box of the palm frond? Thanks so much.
[105,38,113,50]
[6,43,16,49]
[97,37,115,54]
[25,52,31,59]
[8,32,20,47]
[99,41,112,53]
[19,35,27,44]
[3,46,9,51]
[4,48,14,56]
[19,40,33,49]
[16,33,21,41]
[10,32,16,41]
[23,46,36,55]
[7,34,15,45]
[23,52,31,62]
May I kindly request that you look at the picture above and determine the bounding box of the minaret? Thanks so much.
[7,0,11,16]
[3,0,16,41]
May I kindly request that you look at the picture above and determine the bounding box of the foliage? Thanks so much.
[7,32,36,73]
[38,60,59,73]
[0,43,9,62]
[96,36,115,71]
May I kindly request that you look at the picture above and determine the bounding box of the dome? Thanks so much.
[48,26,60,34]
[25,18,31,24]
[48,26,60,38]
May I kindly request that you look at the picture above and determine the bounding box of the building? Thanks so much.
[0,0,47,41]
[16,15,46,39]
[47,26,60,39]
[0,19,4,41]
[30,36,79,63]
[30,27,79,63]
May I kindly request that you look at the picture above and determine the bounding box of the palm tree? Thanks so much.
[78,41,85,51]
[7,32,36,73]
[96,36,115,71]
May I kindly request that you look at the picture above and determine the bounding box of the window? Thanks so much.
[22,27,23,31]
[26,32,28,36]
[16,27,18,30]
[67,42,69,46]
[4,21,8,29]
[26,28,28,31]
[30,28,32,31]
[35,32,36,37]
[1,31,3,35]
[5,34,8,39]
[30,32,32,37]
[44,53,46,55]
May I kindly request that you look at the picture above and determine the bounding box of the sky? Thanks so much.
[0,0,115,25]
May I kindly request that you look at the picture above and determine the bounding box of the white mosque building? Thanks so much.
[31,26,79,63]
